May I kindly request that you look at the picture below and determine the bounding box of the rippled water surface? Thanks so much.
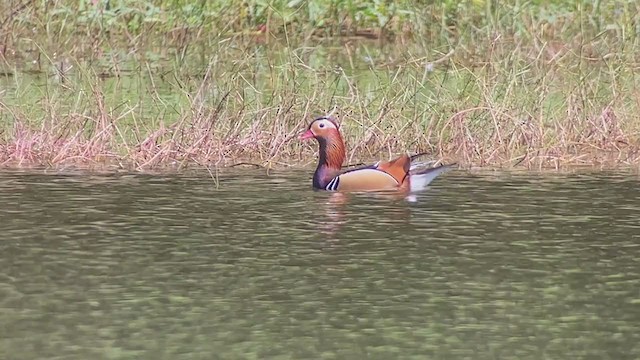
[0,169,639,359]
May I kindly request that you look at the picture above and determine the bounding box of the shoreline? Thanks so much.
[0,151,637,174]
[1,1,638,175]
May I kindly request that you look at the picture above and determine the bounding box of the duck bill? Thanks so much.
[299,129,315,140]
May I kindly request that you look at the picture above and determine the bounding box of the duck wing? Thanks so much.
[323,155,411,191]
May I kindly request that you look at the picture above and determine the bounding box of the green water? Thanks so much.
[0,169,639,359]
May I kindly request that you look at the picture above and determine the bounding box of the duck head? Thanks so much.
[299,116,339,139]
[299,116,346,188]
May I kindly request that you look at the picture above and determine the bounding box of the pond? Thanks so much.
[0,169,639,359]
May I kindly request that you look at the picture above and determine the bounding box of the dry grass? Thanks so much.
[0,1,639,171]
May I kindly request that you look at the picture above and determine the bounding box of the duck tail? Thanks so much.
[409,163,456,193]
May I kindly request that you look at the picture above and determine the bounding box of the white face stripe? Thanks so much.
[315,118,337,130]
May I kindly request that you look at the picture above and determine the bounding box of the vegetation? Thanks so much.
[0,0,639,170]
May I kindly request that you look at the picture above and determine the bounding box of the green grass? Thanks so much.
[0,0,639,170]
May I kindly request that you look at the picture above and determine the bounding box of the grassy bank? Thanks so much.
[0,0,639,171]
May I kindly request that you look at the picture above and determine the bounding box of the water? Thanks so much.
[0,169,639,359]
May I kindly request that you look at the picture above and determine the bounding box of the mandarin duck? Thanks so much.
[299,116,455,192]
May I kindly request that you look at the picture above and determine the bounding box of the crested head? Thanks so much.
[299,116,346,183]
[314,116,340,129]
[299,116,340,140]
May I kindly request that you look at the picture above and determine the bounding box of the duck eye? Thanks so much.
[319,122,325,128]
